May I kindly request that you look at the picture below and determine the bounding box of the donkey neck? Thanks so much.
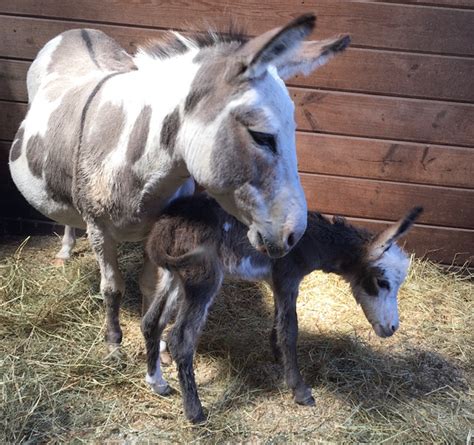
[123,51,202,189]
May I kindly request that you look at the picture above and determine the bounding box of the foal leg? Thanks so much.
[141,268,181,395]
[53,225,76,264]
[272,279,314,406]
[139,256,172,366]
[168,277,220,423]
[87,222,125,352]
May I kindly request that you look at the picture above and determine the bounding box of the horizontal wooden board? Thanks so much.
[2,88,474,149]
[0,101,26,140]
[296,133,474,188]
[340,216,473,266]
[0,59,29,102]
[292,48,474,102]
[381,1,474,8]
[4,48,474,103]
[301,173,474,229]
[292,89,474,147]
[0,15,163,60]
[2,132,473,190]
[1,1,473,55]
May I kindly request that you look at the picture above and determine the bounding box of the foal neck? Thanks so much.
[299,212,371,276]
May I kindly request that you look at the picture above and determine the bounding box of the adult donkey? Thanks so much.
[9,14,350,351]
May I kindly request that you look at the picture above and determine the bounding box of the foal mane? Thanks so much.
[139,25,248,60]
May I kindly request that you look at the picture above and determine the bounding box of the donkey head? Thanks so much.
[179,14,350,258]
[349,207,423,338]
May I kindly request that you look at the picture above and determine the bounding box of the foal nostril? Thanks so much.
[286,232,296,248]
[391,325,397,333]
[257,231,264,246]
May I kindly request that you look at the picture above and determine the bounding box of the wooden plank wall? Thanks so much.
[0,1,473,265]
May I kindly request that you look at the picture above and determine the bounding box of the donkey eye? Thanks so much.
[248,130,277,154]
[377,278,390,290]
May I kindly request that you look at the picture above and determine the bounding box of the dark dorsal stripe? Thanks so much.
[78,72,125,148]
[126,105,152,164]
[9,127,24,162]
[81,29,100,69]
[160,108,181,152]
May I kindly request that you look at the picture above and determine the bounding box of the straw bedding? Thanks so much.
[0,235,472,443]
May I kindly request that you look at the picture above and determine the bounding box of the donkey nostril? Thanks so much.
[391,325,397,332]
[257,231,264,246]
[287,232,296,248]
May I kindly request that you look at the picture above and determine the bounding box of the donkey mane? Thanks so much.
[139,26,248,60]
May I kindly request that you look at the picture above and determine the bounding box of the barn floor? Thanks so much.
[0,235,472,444]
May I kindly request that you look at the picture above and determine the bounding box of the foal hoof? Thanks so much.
[187,409,207,424]
[104,344,126,367]
[149,382,172,396]
[294,387,315,406]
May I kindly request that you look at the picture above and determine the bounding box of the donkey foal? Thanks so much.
[144,194,422,422]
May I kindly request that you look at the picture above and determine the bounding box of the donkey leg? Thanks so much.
[168,281,219,424]
[54,225,76,264]
[87,222,125,351]
[141,268,181,395]
[272,281,314,406]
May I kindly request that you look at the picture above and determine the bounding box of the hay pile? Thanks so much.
[1,235,472,443]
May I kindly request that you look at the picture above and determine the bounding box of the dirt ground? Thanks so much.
[1,234,472,444]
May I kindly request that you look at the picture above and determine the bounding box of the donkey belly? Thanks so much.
[9,153,85,229]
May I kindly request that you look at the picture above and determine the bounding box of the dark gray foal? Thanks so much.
[143,194,422,422]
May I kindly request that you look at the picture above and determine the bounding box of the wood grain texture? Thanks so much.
[3,49,474,103]
[301,173,474,229]
[292,49,474,102]
[296,133,474,188]
[292,89,474,147]
[0,101,26,140]
[0,59,29,102]
[1,0,473,55]
[381,1,474,8]
[0,15,163,60]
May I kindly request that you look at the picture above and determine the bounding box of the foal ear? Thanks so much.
[237,14,316,79]
[275,34,351,80]
[368,206,423,261]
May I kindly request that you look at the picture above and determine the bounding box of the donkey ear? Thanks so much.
[275,34,351,80]
[237,14,316,79]
[368,207,423,261]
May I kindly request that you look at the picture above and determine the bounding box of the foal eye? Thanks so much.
[248,129,277,154]
[377,278,390,290]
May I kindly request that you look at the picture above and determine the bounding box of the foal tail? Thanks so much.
[152,245,216,270]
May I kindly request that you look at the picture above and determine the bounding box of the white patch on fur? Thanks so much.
[26,34,63,101]
[146,355,169,394]
[223,222,232,232]
[228,256,271,281]
[55,226,76,260]
[353,244,410,338]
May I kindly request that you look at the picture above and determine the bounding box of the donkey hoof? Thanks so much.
[294,387,315,406]
[52,257,67,267]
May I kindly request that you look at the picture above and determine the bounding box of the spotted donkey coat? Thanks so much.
[145,194,422,422]
[9,14,350,351]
